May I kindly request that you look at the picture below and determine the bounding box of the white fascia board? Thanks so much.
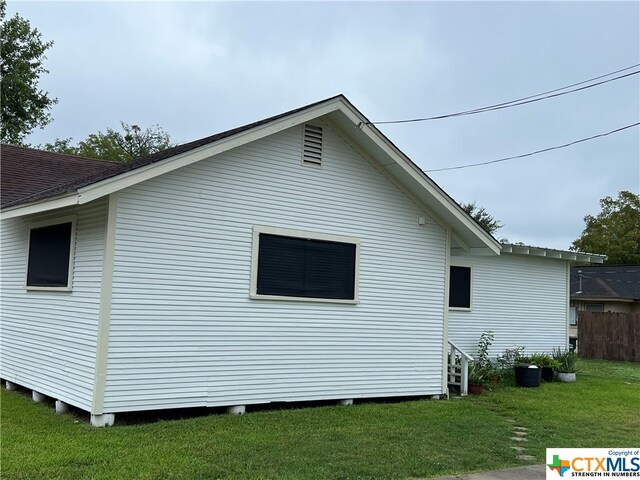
[576,253,606,264]
[340,107,501,255]
[500,244,607,264]
[0,194,79,220]
[77,101,344,205]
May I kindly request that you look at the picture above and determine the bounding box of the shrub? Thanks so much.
[530,352,561,370]
[494,346,525,386]
[468,331,495,387]
[552,347,577,373]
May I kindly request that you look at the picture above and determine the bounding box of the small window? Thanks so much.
[251,226,358,302]
[449,265,471,309]
[26,217,75,290]
[585,303,604,312]
[302,124,323,166]
[570,307,578,326]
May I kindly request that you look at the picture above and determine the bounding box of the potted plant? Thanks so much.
[530,353,561,382]
[467,331,495,394]
[553,347,577,382]
[514,356,541,387]
[468,363,489,394]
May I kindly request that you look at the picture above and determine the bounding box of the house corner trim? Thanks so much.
[91,193,118,414]
[442,227,452,394]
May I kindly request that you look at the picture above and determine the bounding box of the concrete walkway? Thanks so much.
[428,464,545,479]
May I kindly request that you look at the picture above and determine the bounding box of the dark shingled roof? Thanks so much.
[1,95,343,210]
[1,145,117,208]
[571,265,640,301]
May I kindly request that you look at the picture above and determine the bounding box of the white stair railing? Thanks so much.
[447,340,474,396]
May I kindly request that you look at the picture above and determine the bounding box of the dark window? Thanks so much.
[27,222,73,288]
[257,233,356,300]
[449,266,471,308]
[585,303,604,312]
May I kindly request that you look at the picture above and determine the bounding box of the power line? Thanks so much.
[425,122,640,173]
[358,64,640,126]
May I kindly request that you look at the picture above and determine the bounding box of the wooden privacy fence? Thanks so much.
[578,312,640,363]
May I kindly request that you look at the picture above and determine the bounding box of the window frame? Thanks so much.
[25,215,77,292]
[585,303,605,312]
[250,225,360,304]
[448,262,473,311]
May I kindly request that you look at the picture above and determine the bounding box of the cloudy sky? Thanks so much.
[8,1,640,250]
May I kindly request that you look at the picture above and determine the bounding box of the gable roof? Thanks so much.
[571,265,640,301]
[1,96,337,210]
[0,95,501,254]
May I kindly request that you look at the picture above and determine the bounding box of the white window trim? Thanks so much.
[250,225,360,304]
[448,261,473,311]
[25,215,77,292]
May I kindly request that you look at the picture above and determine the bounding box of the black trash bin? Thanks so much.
[515,365,541,387]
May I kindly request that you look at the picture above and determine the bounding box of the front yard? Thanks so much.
[1,359,638,479]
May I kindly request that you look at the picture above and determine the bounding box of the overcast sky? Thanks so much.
[8,1,640,250]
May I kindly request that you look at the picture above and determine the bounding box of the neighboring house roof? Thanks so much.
[1,145,117,208]
[570,265,640,301]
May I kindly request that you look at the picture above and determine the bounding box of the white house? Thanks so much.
[447,244,604,356]
[0,95,604,426]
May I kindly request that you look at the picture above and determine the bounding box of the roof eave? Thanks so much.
[501,243,607,263]
[0,193,80,220]
[325,99,501,254]
[0,95,506,254]
[571,295,638,302]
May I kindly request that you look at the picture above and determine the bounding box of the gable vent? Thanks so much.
[303,124,323,166]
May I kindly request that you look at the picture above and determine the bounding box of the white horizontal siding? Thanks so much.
[448,253,569,357]
[0,199,107,409]
[104,123,447,412]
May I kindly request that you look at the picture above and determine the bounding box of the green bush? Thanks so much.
[468,331,495,387]
[530,353,561,370]
[552,347,577,373]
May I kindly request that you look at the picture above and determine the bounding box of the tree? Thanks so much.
[1,0,57,144]
[41,122,174,162]
[460,201,504,235]
[570,191,640,264]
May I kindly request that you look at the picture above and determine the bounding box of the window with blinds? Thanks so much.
[256,233,356,300]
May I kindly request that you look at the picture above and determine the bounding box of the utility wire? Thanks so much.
[359,64,640,126]
[425,122,640,173]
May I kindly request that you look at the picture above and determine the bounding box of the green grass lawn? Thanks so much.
[1,359,638,479]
